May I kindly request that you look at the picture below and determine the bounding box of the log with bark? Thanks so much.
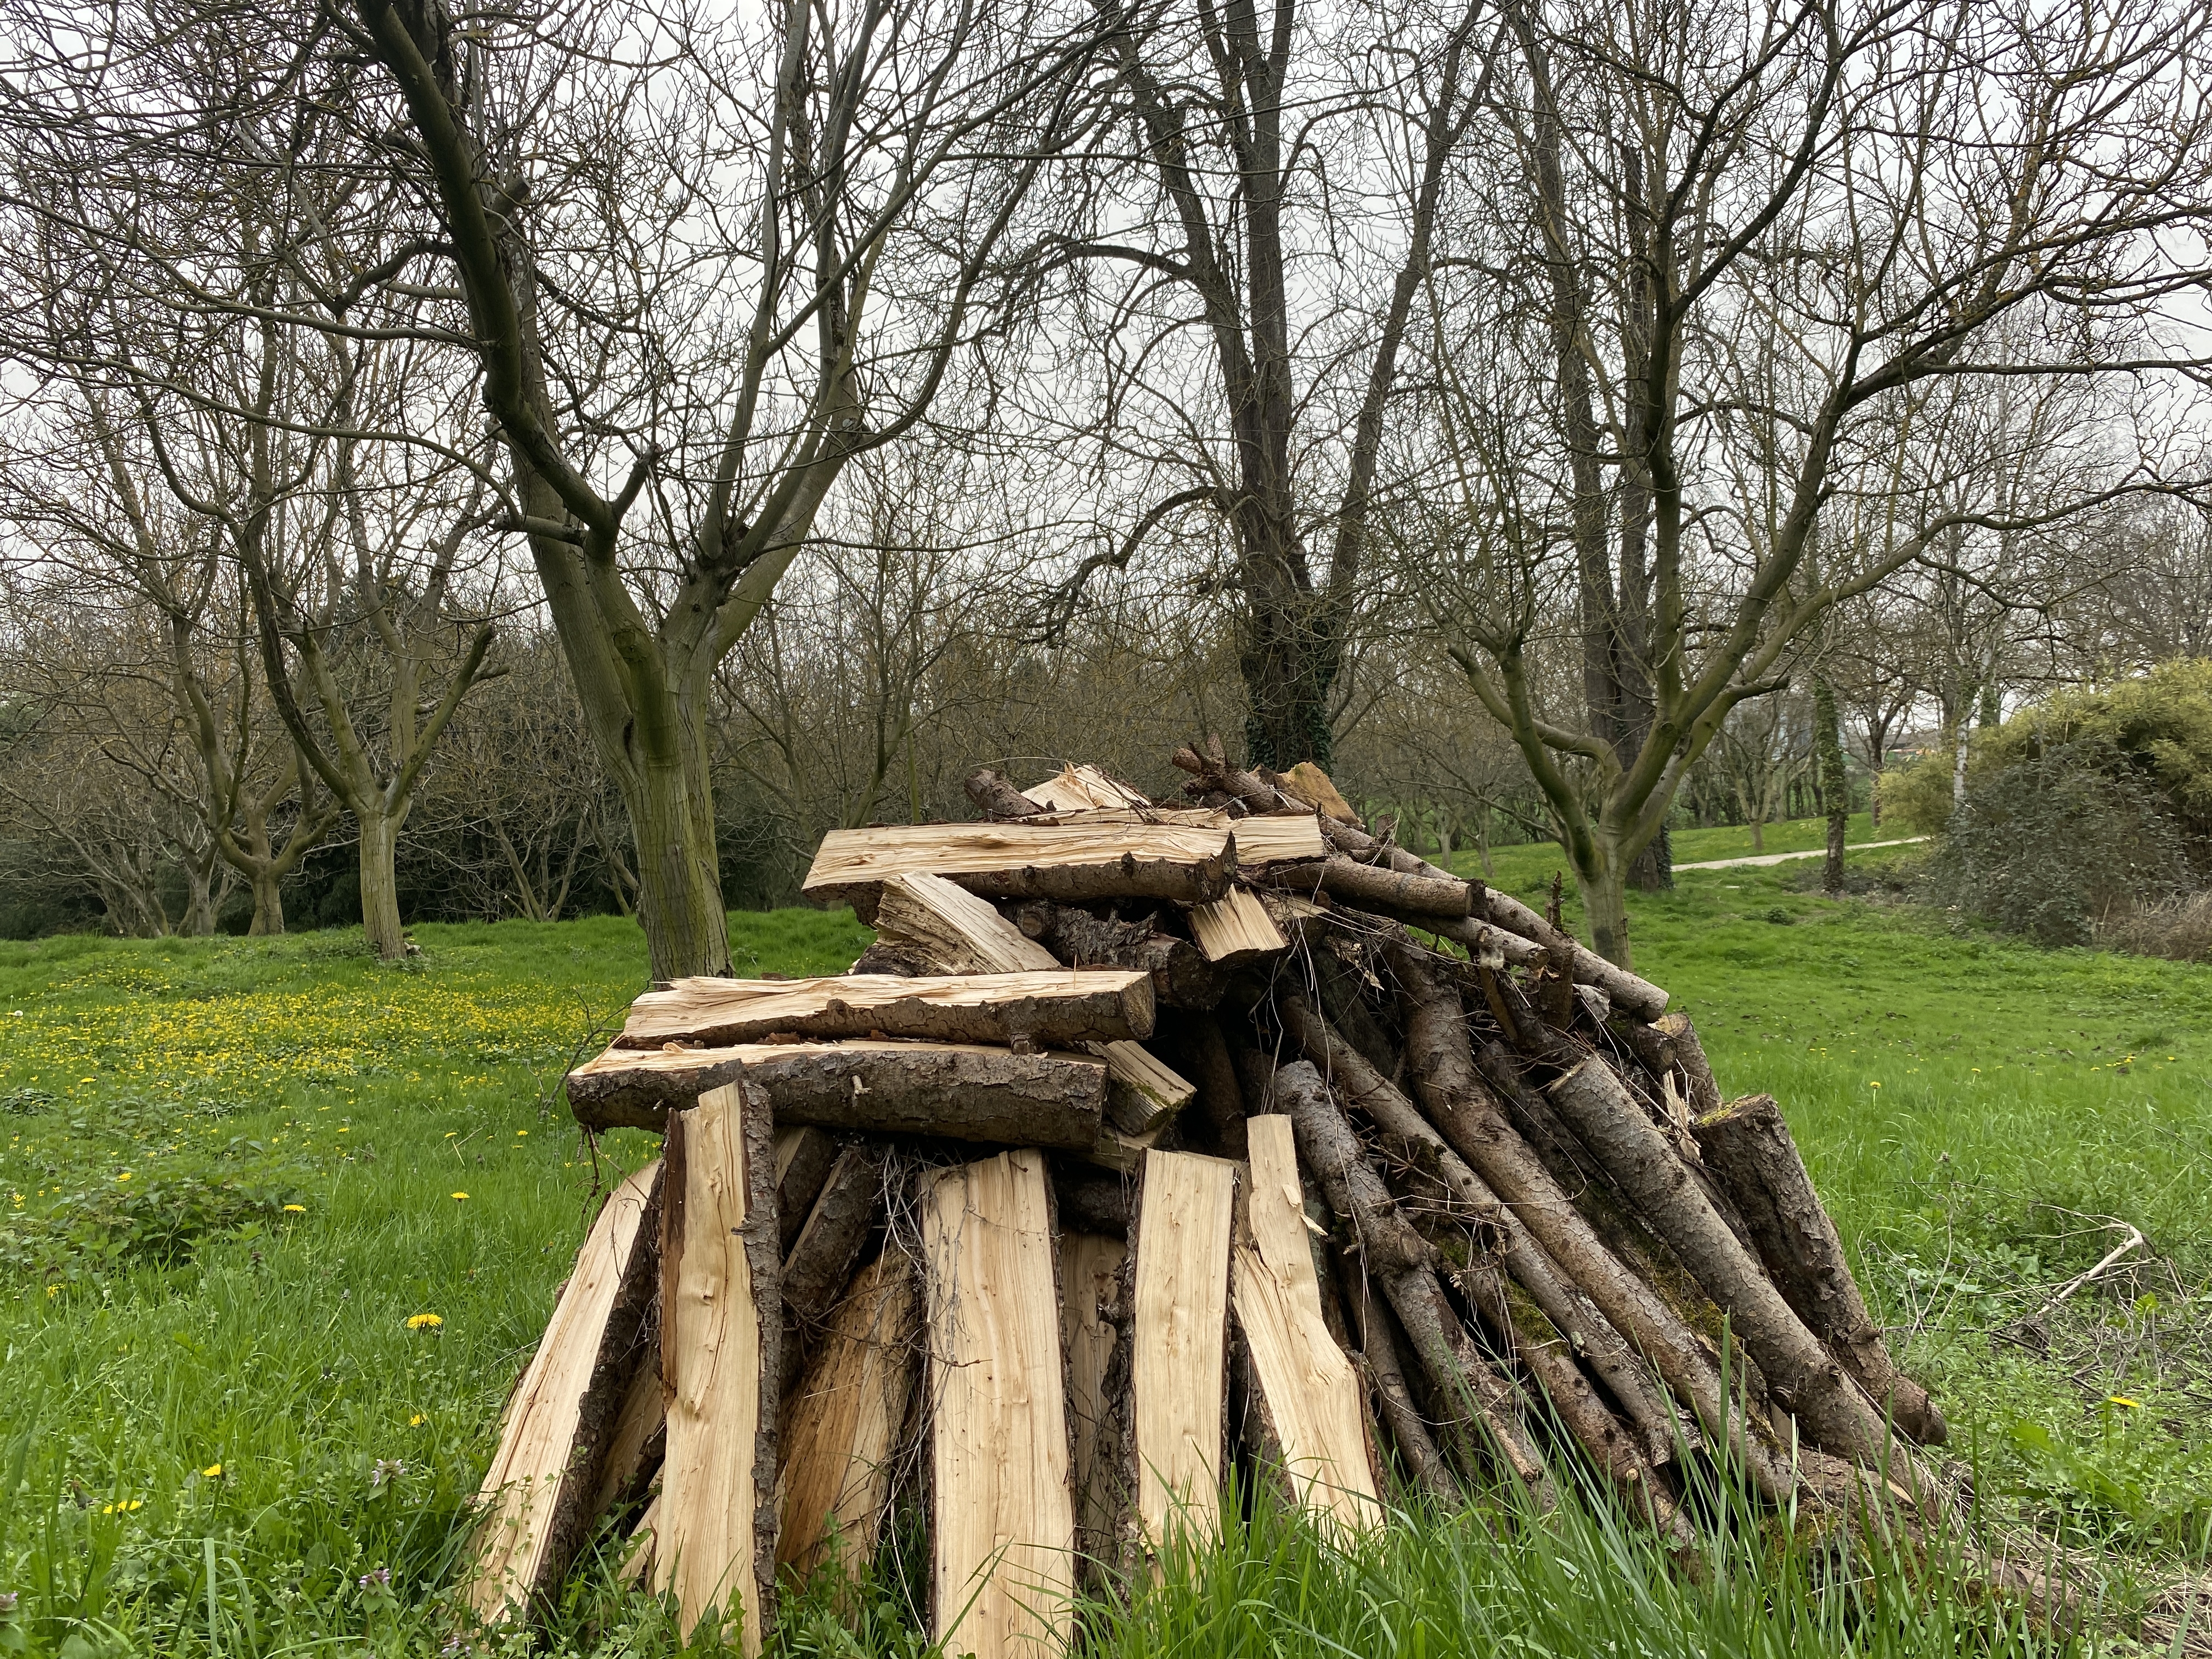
[616,969,1156,1051]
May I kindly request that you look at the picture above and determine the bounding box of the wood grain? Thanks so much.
[922,1150,1076,1659]
[1130,1149,1238,1549]
[617,969,1155,1051]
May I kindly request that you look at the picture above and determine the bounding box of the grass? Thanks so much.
[2,837,2208,1655]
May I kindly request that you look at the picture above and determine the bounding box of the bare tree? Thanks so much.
[1409,0,2212,965]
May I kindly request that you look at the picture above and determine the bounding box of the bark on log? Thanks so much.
[1263,1065,1555,1503]
[1007,900,1228,1010]
[782,1144,888,1389]
[1333,1247,1460,1503]
[1054,1168,1136,1234]
[568,1040,1107,1149]
[1164,1012,1250,1160]
[656,1082,780,1652]
[1279,989,1678,1471]
[617,969,1155,1051]
[1545,1057,1912,1476]
[1061,1229,1130,1575]
[1388,951,1801,1499]
[965,768,1046,819]
[1255,856,1475,921]
[1656,1012,1724,1115]
[805,823,1239,916]
[775,1127,840,1257]
[465,1161,663,1624]
[1693,1094,1946,1446]
[589,1346,668,1525]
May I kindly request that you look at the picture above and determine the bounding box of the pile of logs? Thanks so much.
[462,747,1946,1657]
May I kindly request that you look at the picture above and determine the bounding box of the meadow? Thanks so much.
[2,826,2207,1657]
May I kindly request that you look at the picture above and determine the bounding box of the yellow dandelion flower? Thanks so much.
[451,1192,469,1200]
[410,1413,427,1427]
[406,1313,444,1331]
[516,1129,527,1136]
[116,1172,131,1181]
[101,1499,142,1514]
[2108,1395,2142,1409]
[1867,1081,1881,1090]
[202,1463,223,1478]
[46,1284,60,1298]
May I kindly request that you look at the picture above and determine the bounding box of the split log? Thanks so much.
[1062,1230,1131,1567]
[921,1150,1076,1659]
[1082,1119,1166,1176]
[964,768,1046,819]
[805,823,1239,914]
[589,1348,667,1525]
[1545,1057,1913,1478]
[1232,1115,1381,1530]
[1094,1039,1195,1136]
[1387,949,1802,1500]
[1264,1064,1555,1504]
[1255,856,1475,921]
[622,1493,660,1588]
[616,969,1155,1051]
[1266,760,1360,823]
[1280,988,1679,1472]
[1129,1149,1239,1548]
[568,1040,1107,1150]
[1008,899,1227,1010]
[777,1251,921,1580]
[1187,887,1289,964]
[656,1082,780,1652]
[465,1160,663,1624]
[870,872,1059,975]
[1022,763,1152,811]
[775,1127,840,1256]
[782,1144,887,1385]
[1692,1094,1946,1446]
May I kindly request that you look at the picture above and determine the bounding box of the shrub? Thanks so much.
[1920,737,2188,947]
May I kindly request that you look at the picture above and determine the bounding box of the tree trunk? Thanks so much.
[1813,675,1849,898]
[1240,584,1339,772]
[625,752,732,980]
[358,809,407,960]
[247,867,285,936]
[1576,854,1634,970]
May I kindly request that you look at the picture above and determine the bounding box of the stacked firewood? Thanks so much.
[460,746,1946,1658]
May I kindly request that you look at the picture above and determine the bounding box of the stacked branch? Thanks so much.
[470,748,1946,1655]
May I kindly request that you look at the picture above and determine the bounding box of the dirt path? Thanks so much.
[1674,837,1926,872]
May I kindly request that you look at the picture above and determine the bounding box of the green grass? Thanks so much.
[2,844,2208,1656]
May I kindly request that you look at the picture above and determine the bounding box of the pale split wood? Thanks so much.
[655,1081,779,1654]
[922,1150,1077,1659]
[870,872,1060,975]
[1088,1039,1197,1135]
[803,820,1325,904]
[1130,1149,1238,1550]
[1060,1231,1129,1563]
[1022,763,1153,811]
[622,1492,661,1588]
[1187,886,1289,964]
[1232,1117,1380,1532]
[777,1251,921,1581]
[465,1159,662,1624]
[616,969,1155,1051]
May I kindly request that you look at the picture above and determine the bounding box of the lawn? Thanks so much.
[3,834,2207,1656]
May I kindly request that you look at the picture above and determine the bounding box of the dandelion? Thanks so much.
[116,1172,131,1181]
[409,1413,427,1427]
[202,1463,222,1478]
[44,1285,59,1299]
[283,1203,305,1214]
[405,1313,443,1331]
[1867,1081,1881,1090]
[100,1500,142,1514]
[2108,1395,2142,1409]
[516,1129,527,1136]
[450,1192,469,1200]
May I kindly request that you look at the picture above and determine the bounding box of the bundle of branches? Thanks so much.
[462,749,1952,1658]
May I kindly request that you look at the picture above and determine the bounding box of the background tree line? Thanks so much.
[1,0,2208,969]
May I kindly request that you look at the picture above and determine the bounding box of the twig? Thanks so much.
[2018,1221,2147,1325]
